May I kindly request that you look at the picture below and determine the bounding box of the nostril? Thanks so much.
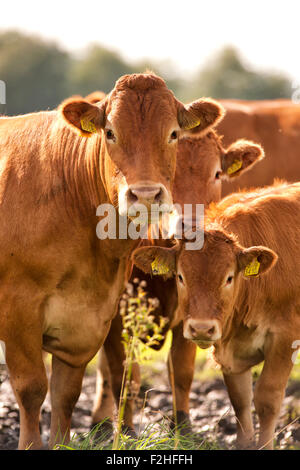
[207,326,215,337]
[127,189,138,204]
[189,324,197,337]
[154,188,162,202]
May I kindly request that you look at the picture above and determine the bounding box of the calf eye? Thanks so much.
[178,273,184,284]
[106,129,115,141]
[226,275,233,285]
[215,171,222,180]
[170,130,178,141]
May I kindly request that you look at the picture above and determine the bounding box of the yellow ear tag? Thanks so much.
[151,258,169,276]
[186,118,201,130]
[244,258,260,277]
[80,118,97,133]
[227,159,242,175]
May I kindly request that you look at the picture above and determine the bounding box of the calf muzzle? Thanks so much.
[183,318,221,348]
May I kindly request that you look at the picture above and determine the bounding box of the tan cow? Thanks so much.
[218,99,300,195]
[133,181,300,449]
[0,73,224,449]
[92,130,264,435]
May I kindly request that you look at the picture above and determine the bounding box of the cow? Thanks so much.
[218,99,300,195]
[132,181,300,449]
[0,73,225,449]
[92,129,265,435]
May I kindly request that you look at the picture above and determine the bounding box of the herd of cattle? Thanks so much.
[0,73,300,450]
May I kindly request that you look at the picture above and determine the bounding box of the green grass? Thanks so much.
[55,419,222,451]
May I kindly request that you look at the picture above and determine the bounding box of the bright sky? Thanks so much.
[1,0,299,82]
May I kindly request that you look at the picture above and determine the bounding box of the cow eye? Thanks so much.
[177,273,184,284]
[169,130,178,141]
[226,275,233,285]
[215,170,222,180]
[106,129,115,141]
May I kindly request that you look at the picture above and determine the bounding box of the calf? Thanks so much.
[133,181,300,449]
[92,130,264,434]
[0,73,224,449]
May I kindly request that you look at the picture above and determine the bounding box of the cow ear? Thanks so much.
[221,140,264,179]
[131,246,177,279]
[238,246,278,278]
[84,91,106,104]
[60,96,106,137]
[178,98,225,137]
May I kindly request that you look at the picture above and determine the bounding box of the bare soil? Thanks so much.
[0,365,299,450]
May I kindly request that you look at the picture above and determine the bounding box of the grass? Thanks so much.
[55,419,222,451]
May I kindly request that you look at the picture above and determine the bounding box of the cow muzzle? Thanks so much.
[121,182,172,219]
[183,318,221,348]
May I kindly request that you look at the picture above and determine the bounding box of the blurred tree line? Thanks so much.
[0,31,292,115]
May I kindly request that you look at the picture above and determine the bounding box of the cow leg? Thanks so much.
[92,314,140,435]
[223,370,255,448]
[254,340,293,450]
[168,322,196,433]
[104,316,140,435]
[6,339,48,450]
[49,355,86,448]
[91,348,115,436]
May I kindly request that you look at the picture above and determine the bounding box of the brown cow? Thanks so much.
[92,131,264,435]
[0,73,224,449]
[133,181,300,449]
[218,99,300,195]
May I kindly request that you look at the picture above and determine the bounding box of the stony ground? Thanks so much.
[0,363,300,450]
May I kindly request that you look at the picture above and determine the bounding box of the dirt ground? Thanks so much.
[0,363,300,450]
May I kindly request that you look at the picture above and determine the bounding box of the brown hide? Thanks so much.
[218,99,300,194]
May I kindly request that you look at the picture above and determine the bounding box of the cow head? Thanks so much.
[174,134,264,208]
[60,73,224,221]
[131,230,277,348]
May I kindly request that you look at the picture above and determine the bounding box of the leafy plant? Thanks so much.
[113,278,168,450]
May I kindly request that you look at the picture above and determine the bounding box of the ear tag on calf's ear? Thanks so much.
[185,117,201,130]
[151,258,169,276]
[80,118,97,134]
[244,258,260,277]
[227,159,242,175]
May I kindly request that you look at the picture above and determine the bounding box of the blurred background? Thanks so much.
[0,0,299,115]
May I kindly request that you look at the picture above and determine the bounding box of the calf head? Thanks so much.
[132,229,277,348]
[60,73,224,221]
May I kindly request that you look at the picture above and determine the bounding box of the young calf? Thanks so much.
[92,131,265,434]
[133,181,300,449]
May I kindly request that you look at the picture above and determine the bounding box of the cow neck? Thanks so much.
[50,124,104,219]
[53,122,140,262]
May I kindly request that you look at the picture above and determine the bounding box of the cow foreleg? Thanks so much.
[91,348,115,436]
[49,355,85,449]
[92,315,141,436]
[168,322,196,434]
[254,339,293,450]
[103,315,140,436]
[6,340,47,450]
[223,370,255,449]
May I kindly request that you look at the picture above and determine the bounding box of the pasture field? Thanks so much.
[0,334,299,450]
